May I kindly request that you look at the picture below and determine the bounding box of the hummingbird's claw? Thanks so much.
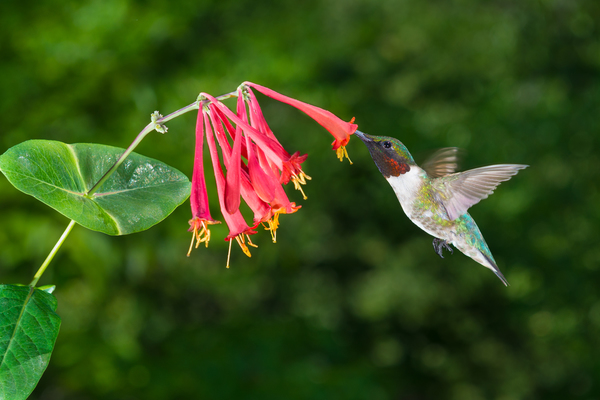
[432,238,453,258]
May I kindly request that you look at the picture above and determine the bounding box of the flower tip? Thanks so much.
[349,116,357,127]
[346,117,358,138]
[332,137,353,164]
[187,218,220,256]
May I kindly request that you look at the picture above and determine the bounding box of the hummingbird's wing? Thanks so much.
[422,147,461,178]
[433,164,528,220]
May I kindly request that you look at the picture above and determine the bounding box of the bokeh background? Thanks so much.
[1,0,599,399]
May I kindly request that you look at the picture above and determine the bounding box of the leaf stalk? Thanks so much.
[30,220,76,287]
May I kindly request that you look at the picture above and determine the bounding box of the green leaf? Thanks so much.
[0,284,61,400]
[0,140,191,235]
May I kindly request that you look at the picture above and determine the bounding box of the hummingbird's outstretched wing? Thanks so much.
[433,164,528,220]
[422,147,461,178]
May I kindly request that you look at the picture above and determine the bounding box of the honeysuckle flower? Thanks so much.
[243,82,358,163]
[244,87,311,198]
[203,109,258,265]
[187,84,355,264]
[203,92,311,199]
[231,92,279,205]
[188,107,220,256]
[208,102,272,217]
[209,96,301,242]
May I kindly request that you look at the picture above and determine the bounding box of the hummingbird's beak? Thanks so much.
[354,130,372,143]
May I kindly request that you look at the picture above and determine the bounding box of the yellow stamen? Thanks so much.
[187,231,197,257]
[196,221,211,248]
[187,220,219,256]
[226,239,233,268]
[225,233,257,268]
[235,234,254,257]
[291,171,312,200]
[336,145,353,164]
[262,212,281,243]
[246,235,258,248]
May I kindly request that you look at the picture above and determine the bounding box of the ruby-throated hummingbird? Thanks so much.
[355,131,527,286]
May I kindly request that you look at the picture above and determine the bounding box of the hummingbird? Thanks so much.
[355,131,528,286]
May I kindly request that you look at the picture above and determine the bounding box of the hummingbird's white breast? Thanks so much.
[385,166,429,217]
[385,166,447,240]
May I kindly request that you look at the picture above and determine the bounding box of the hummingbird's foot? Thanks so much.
[432,238,454,259]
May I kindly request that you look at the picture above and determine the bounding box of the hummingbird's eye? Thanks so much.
[383,141,392,149]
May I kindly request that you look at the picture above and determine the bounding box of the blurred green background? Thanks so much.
[1,0,599,399]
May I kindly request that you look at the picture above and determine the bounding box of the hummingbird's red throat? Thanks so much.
[384,159,410,177]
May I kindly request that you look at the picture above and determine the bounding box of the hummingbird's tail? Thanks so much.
[482,253,509,286]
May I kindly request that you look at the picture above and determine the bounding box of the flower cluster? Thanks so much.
[188,82,358,266]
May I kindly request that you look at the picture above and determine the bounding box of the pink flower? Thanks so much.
[203,92,311,199]
[244,82,358,163]
[210,94,301,242]
[203,109,257,265]
[245,87,311,193]
[187,84,356,264]
[187,108,220,256]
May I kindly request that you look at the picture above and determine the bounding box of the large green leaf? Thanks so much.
[0,284,61,400]
[0,140,191,235]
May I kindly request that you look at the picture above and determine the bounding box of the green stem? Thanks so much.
[30,220,76,287]
[86,103,197,196]
[87,90,237,196]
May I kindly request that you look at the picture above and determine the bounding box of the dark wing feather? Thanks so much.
[422,147,461,178]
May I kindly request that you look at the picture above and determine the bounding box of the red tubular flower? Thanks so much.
[188,84,352,260]
[251,139,301,241]
[214,123,274,230]
[246,88,280,144]
[244,82,358,163]
[203,109,257,263]
[210,99,299,243]
[204,93,288,169]
[203,92,311,199]
[245,87,310,191]
[188,108,220,256]
[208,102,273,222]
[224,119,242,214]
[234,96,279,204]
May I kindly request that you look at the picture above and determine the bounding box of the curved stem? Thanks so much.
[86,102,199,196]
[30,220,77,287]
[87,91,238,197]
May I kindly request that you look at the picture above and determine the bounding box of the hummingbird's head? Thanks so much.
[355,131,415,178]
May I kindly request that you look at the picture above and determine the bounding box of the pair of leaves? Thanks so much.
[0,140,191,235]
[0,140,192,398]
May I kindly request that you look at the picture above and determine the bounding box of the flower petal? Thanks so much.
[224,104,243,215]
[201,93,288,171]
[244,82,358,148]
[190,108,215,222]
[204,109,256,240]
[246,87,278,142]
[211,102,274,223]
